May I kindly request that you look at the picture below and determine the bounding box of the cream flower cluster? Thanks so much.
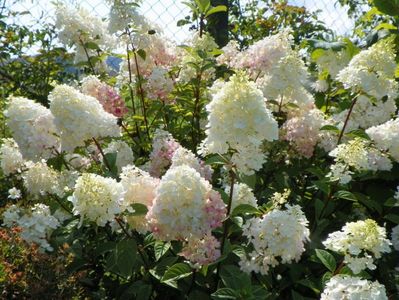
[225,183,258,212]
[239,205,309,275]
[0,138,25,176]
[2,204,60,252]
[323,219,391,274]
[120,165,159,233]
[321,275,387,300]
[104,140,134,173]
[146,67,174,103]
[337,38,398,100]
[201,73,278,175]
[282,108,325,158]
[315,49,351,79]
[328,138,392,184]
[5,96,60,161]
[81,76,128,118]
[107,0,147,34]
[146,165,226,241]
[180,234,221,268]
[49,84,121,152]
[54,3,114,62]
[332,95,396,132]
[68,173,125,226]
[148,129,180,177]
[170,147,213,181]
[22,160,59,197]
[218,30,292,78]
[366,118,399,162]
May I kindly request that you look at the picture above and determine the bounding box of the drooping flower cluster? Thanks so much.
[282,108,325,157]
[2,204,60,252]
[366,118,399,162]
[103,140,134,173]
[0,138,25,175]
[148,128,180,177]
[49,84,121,152]
[146,165,226,241]
[337,38,398,100]
[320,275,387,300]
[54,3,114,62]
[328,138,392,184]
[225,183,258,212]
[180,234,221,268]
[170,147,213,181]
[120,165,159,233]
[81,76,128,118]
[5,96,60,161]
[323,219,391,274]
[239,205,310,275]
[68,173,125,226]
[201,73,278,175]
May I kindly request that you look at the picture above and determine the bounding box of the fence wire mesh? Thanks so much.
[6,0,359,43]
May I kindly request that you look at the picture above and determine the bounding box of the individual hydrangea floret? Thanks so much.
[104,140,134,173]
[201,73,278,175]
[68,173,125,227]
[320,275,387,300]
[120,165,159,233]
[225,182,258,212]
[337,38,398,100]
[8,187,21,200]
[49,84,121,152]
[2,204,60,252]
[239,204,310,275]
[146,165,226,241]
[4,97,60,161]
[180,234,221,268]
[0,138,25,176]
[323,219,391,274]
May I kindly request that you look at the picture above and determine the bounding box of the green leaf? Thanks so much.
[345,129,370,140]
[205,5,227,17]
[384,214,399,224]
[84,41,100,50]
[211,288,238,299]
[137,49,146,60]
[194,0,210,13]
[231,204,261,217]
[315,249,337,272]
[334,190,358,202]
[307,39,346,50]
[116,239,137,277]
[130,203,148,216]
[220,265,251,290]
[373,0,399,16]
[320,125,340,133]
[239,174,257,189]
[161,263,192,288]
[374,23,397,31]
[154,241,171,261]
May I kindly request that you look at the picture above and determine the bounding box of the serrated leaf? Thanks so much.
[320,125,340,133]
[315,249,336,272]
[84,41,100,50]
[205,5,227,17]
[130,203,148,216]
[231,204,261,217]
[137,49,146,60]
[211,288,238,299]
[384,214,399,224]
[116,239,137,277]
[161,263,192,288]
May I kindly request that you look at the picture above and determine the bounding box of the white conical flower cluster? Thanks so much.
[366,118,399,162]
[5,96,60,161]
[49,84,121,152]
[201,73,278,175]
[239,204,309,275]
[323,219,391,274]
[0,138,25,176]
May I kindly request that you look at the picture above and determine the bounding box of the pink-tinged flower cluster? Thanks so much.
[282,108,325,158]
[148,129,180,177]
[180,234,221,268]
[146,165,226,241]
[81,76,128,118]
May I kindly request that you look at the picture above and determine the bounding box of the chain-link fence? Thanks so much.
[6,0,358,42]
